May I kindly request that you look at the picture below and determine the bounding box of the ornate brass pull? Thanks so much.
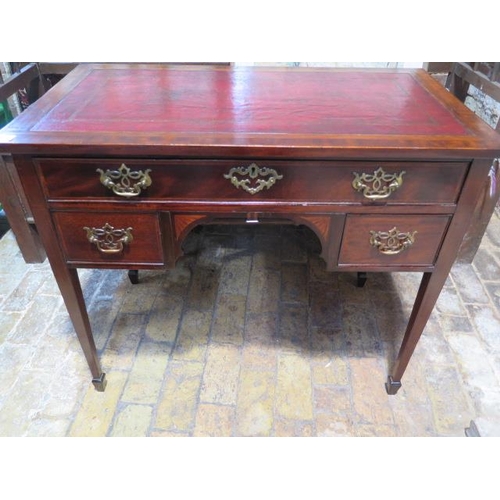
[352,167,405,200]
[97,163,152,198]
[223,163,283,195]
[369,227,416,255]
[83,223,133,254]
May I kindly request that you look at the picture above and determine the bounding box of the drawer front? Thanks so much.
[53,212,164,265]
[36,158,468,205]
[338,215,451,267]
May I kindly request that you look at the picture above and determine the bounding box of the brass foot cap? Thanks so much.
[385,376,402,395]
[92,373,107,392]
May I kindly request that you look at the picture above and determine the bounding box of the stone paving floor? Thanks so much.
[0,212,500,437]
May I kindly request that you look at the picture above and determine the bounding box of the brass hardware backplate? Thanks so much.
[352,167,405,200]
[97,163,152,198]
[83,223,133,254]
[223,163,283,195]
[369,227,416,255]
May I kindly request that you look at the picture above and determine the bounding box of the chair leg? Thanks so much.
[128,270,139,284]
[356,272,367,288]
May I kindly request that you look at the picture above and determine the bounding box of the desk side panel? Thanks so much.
[0,155,45,262]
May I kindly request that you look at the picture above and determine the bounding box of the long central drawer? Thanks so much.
[35,158,468,205]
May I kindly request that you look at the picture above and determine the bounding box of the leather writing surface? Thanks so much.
[32,68,470,136]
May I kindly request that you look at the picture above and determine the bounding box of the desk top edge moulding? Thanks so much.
[1,63,499,395]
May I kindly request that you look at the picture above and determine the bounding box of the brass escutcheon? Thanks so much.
[223,163,283,195]
[352,167,405,200]
[369,227,416,255]
[83,223,133,254]
[97,163,152,198]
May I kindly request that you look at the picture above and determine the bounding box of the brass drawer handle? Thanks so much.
[223,163,283,195]
[352,167,405,200]
[97,163,152,198]
[83,223,133,254]
[369,227,416,255]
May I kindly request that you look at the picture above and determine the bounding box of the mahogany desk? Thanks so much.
[1,64,499,394]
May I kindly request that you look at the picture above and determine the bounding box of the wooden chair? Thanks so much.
[0,63,77,260]
[443,63,500,263]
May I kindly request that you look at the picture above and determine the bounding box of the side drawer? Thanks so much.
[36,158,468,205]
[53,212,164,266]
[338,214,451,267]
